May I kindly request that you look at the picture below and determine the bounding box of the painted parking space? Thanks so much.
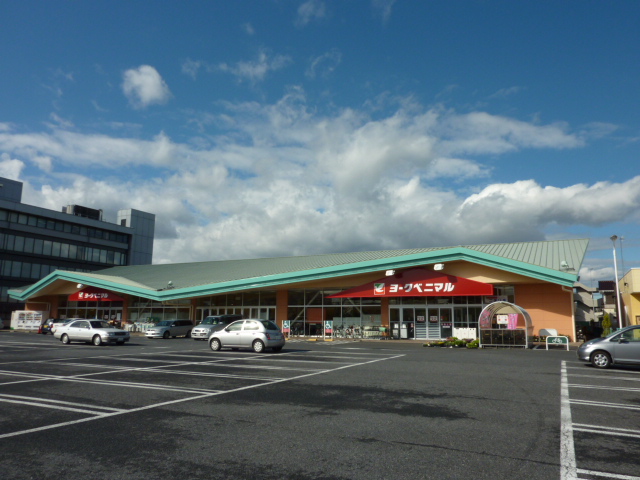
[561,361,640,480]
[0,342,403,440]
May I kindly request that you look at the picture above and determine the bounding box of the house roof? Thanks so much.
[9,238,589,302]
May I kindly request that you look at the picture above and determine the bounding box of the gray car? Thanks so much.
[54,319,130,346]
[208,319,285,353]
[577,325,640,368]
[191,314,242,340]
[145,319,193,339]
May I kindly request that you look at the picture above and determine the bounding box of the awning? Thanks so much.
[327,268,494,298]
[68,286,124,302]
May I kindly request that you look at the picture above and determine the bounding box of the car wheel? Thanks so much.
[61,334,70,345]
[163,331,170,339]
[209,338,221,351]
[591,351,612,369]
[252,340,265,353]
[185,330,192,338]
[93,335,103,346]
[272,346,283,353]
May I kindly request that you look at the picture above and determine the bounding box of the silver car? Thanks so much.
[577,325,640,368]
[208,319,285,353]
[191,314,243,340]
[54,319,130,346]
[145,319,193,339]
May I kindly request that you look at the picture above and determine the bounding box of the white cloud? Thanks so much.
[372,0,396,23]
[295,0,326,28]
[306,49,342,78]
[218,51,292,84]
[0,153,25,179]
[122,65,172,109]
[1,92,632,265]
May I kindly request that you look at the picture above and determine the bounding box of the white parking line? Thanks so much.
[0,393,126,415]
[572,423,640,440]
[560,361,578,480]
[570,399,640,412]
[0,352,405,439]
[576,469,640,479]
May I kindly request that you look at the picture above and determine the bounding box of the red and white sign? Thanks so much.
[68,286,124,302]
[327,268,494,298]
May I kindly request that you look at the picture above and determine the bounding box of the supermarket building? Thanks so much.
[9,239,588,342]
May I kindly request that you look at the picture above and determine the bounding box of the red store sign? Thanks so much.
[68,286,124,302]
[327,268,494,298]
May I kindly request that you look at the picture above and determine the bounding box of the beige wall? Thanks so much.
[621,269,640,326]
[515,283,574,339]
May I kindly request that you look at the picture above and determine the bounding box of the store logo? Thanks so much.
[374,283,385,295]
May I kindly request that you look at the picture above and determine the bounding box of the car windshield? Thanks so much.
[261,321,279,331]
[201,318,217,325]
[156,321,172,326]
[90,321,111,329]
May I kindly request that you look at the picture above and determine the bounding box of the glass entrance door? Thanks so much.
[391,306,452,340]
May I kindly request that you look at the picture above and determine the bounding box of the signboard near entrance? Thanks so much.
[327,268,494,298]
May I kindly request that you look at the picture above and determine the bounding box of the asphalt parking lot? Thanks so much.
[0,331,639,480]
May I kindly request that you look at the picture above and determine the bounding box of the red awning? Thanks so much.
[327,268,494,298]
[68,286,124,302]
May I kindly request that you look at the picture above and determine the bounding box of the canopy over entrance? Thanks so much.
[68,286,124,302]
[478,301,533,348]
[327,268,494,298]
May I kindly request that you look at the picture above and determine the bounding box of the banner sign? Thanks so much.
[327,268,494,298]
[68,286,124,302]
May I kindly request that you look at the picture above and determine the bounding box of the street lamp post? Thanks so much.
[610,235,624,329]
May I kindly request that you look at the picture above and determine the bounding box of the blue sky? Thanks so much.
[0,0,638,284]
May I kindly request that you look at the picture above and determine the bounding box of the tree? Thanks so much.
[602,313,612,336]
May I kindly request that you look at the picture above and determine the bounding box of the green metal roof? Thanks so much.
[9,239,589,302]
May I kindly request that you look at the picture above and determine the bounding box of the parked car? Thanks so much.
[145,319,193,339]
[50,318,81,335]
[191,314,243,340]
[54,319,130,346]
[208,319,285,353]
[577,325,640,368]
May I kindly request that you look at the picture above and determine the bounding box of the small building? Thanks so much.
[9,239,588,341]
[0,176,155,321]
[620,269,640,327]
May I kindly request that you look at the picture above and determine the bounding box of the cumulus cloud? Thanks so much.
[122,65,172,109]
[0,92,632,265]
[0,153,25,179]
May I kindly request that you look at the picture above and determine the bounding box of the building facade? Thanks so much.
[10,239,588,342]
[620,269,640,327]
[0,176,155,321]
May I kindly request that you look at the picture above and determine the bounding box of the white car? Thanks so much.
[208,319,285,353]
[54,319,130,346]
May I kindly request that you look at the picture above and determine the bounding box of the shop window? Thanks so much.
[260,290,277,306]
[288,290,305,306]
[306,290,323,305]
